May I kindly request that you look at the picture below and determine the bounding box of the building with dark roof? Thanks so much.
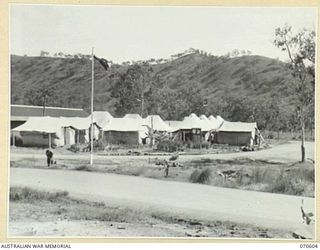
[11,104,88,129]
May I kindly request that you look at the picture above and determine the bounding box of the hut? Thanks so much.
[171,116,202,144]
[216,121,258,146]
[59,117,100,145]
[101,117,147,146]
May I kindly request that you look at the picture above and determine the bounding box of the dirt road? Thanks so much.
[10,168,314,235]
[10,141,314,163]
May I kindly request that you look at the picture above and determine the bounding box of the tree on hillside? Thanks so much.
[274,24,315,162]
[110,63,154,117]
[24,84,58,115]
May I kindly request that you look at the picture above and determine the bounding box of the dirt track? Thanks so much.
[10,167,314,235]
[11,141,315,163]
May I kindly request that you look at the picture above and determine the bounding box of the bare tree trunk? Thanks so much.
[140,97,144,117]
[42,96,46,116]
[301,111,306,162]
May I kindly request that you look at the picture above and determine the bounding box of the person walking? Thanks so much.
[45,149,53,167]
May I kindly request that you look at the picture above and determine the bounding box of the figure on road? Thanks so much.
[45,149,53,167]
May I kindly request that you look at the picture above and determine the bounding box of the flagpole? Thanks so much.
[90,47,94,166]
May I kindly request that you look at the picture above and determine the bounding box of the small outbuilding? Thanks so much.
[101,117,147,146]
[216,121,259,147]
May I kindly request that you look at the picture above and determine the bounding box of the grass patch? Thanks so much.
[9,187,291,238]
[10,186,68,202]
[267,163,314,196]
[74,165,93,172]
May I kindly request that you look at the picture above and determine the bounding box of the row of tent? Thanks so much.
[12,111,259,148]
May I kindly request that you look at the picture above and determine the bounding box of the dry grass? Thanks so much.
[11,156,315,197]
[208,161,314,197]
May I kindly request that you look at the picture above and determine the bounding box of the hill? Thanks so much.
[11,52,299,129]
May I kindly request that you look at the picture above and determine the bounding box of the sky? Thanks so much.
[10,5,317,63]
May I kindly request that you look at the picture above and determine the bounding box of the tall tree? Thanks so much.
[110,63,154,117]
[274,24,315,162]
[24,84,58,115]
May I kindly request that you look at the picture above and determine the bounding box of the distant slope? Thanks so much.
[11,53,293,116]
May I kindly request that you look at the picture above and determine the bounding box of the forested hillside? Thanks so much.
[10,51,314,131]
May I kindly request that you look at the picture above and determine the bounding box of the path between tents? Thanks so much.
[10,168,314,235]
[10,141,314,163]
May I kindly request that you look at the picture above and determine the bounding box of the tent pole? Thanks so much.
[90,47,94,166]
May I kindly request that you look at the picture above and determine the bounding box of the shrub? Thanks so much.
[190,168,212,184]
[68,144,80,153]
[74,164,92,172]
[94,140,107,150]
[188,141,211,149]
[156,139,183,152]
[268,166,314,196]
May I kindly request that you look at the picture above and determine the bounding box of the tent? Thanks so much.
[170,116,203,143]
[102,117,148,146]
[143,115,172,132]
[12,117,65,147]
[12,116,100,147]
[123,113,143,120]
[199,114,208,120]
[207,115,224,131]
[89,111,113,128]
[59,117,100,144]
[216,121,258,146]
[165,120,183,130]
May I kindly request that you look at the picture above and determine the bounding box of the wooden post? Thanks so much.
[199,129,202,151]
[12,132,15,147]
[77,130,80,144]
[48,133,51,149]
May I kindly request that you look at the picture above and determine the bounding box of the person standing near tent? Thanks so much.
[45,149,54,167]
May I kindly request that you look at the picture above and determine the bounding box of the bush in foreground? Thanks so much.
[156,139,184,152]
[190,168,212,184]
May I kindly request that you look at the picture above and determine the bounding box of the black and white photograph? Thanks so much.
[9,4,316,239]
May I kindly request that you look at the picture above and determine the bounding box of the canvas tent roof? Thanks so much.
[90,111,113,128]
[12,117,64,133]
[216,115,224,123]
[102,118,146,132]
[199,115,208,120]
[165,121,182,130]
[59,117,94,130]
[207,115,224,130]
[171,116,202,131]
[189,113,199,119]
[123,114,143,120]
[13,116,96,133]
[218,121,257,132]
[143,115,172,132]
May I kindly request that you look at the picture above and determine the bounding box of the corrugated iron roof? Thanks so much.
[11,104,88,119]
